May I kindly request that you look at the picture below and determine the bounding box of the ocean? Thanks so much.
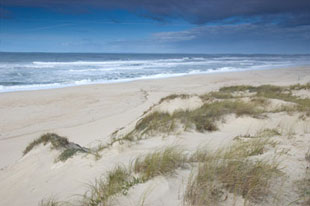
[0,52,309,93]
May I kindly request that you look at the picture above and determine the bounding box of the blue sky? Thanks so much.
[0,0,310,53]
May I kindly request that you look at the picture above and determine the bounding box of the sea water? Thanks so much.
[0,52,309,92]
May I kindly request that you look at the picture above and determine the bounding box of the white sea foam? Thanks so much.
[1,54,309,93]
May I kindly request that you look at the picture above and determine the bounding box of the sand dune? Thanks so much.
[0,67,310,206]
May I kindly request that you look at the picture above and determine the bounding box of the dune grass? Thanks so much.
[306,150,310,163]
[219,83,310,115]
[81,166,135,206]
[203,91,234,100]
[185,138,280,205]
[106,83,309,149]
[289,83,310,90]
[224,138,277,159]
[57,148,80,162]
[257,128,281,138]
[299,174,310,206]
[297,173,310,205]
[159,94,191,104]
[39,198,63,206]
[133,146,187,180]
[24,133,89,162]
[296,149,310,206]
[23,133,70,155]
[185,159,280,205]
[80,147,187,205]
[123,99,264,141]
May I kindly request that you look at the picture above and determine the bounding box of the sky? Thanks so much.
[0,0,310,54]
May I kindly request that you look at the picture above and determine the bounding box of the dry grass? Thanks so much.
[224,138,277,159]
[203,91,234,99]
[123,99,264,141]
[306,150,310,163]
[80,147,188,205]
[296,151,310,206]
[257,128,281,138]
[23,133,70,155]
[39,198,63,206]
[185,138,280,205]
[159,94,191,104]
[108,83,309,147]
[81,166,136,206]
[133,147,187,180]
[220,83,310,115]
[24,133,89,162]
[57,148,80,162]
[289,83,310,90]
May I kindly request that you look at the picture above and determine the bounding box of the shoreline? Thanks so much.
[0,66,308,161]
[1,65,309,94]
[0,66,309,162]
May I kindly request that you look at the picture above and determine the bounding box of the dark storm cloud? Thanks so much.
[1,0,310,25]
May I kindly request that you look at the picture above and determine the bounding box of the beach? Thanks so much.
[0,66,310,206]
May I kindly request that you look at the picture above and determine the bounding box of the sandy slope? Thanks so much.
[0,66,309,206]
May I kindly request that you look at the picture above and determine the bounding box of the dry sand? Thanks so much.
[0,66,309,206]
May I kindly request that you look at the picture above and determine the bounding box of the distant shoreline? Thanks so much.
[1,65,309,94]
[1,53,309,93]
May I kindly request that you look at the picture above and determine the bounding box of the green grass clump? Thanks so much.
[297,153,310,206]
[80,148,188,205]
[159,94,191,104]
[204,91,234,99]
[110,83,310,145]
[298,177,310,206]
[224,138,277,159]
[57,148,79,162]
[185,138,280,205]
[257,128,281,138]
[81,147,188,205]
[39,198,63,206]
[289,83,310,90]
[23,133,69,155]
[306,150,310,163]
[82,166,130,206]
[24,133,89,162]
[135,111,176,136]
[185,159,279,205]
[81,166,143,206]
[220,84,310,115]
[133,147,187,180]
[219,85,257,93]
[125,99,263,140]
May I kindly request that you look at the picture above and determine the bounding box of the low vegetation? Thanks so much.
[35,83,309,205]
[122,99,265,141]
[24,133,89,162]
[299,173,310,206]
[133,146,187,180]
[306,150,310,163]
[81,166,135,206]
[81,147,186,206]
[97,83,309,152]
[158,94,191,104]
[23,133,69,155]
[289,83,310,90]
[219,84,310,115]
[185,137,280,205]
[38,132,283,206]
[39,198,63,206]
[296,149,310,206]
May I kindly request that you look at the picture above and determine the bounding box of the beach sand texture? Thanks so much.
[0,66,310,206]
